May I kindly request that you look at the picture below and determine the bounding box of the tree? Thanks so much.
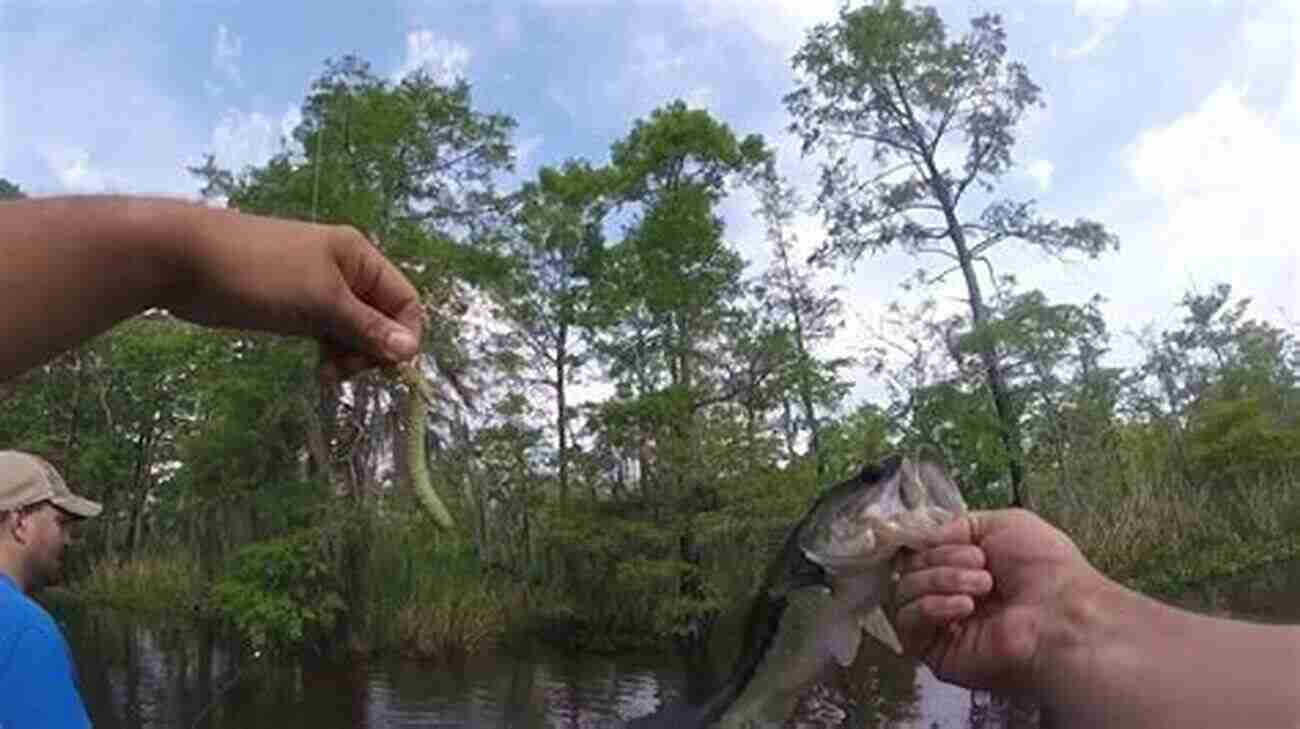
[596,99,773,510]
[192,55,517,649]
[786,1,1117,505]
[575,101,777,641]
[754,176,852,481]
[493,160,612,505]
[0,178,24,200]
[1134,284,1300,487]
[975,288,1118,509]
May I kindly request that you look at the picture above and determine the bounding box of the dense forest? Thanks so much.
[5,1,1300,659]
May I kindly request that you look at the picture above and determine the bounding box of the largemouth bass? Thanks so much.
[631,454,966,729]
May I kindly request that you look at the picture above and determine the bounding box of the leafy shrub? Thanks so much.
[210,526,345,653]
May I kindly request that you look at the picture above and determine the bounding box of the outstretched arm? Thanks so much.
[894,509,1300,729]
[0,196,423,381]
[1046,569,1300,728]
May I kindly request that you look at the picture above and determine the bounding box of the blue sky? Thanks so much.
[3,0,1298,402]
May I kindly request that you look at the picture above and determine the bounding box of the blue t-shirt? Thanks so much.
[0,574,92,728]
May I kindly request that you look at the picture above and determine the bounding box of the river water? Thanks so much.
[49,558,1300,729]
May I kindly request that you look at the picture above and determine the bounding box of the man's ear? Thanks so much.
[2,511,30,544]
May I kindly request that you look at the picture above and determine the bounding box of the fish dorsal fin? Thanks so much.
[861,607,903,655]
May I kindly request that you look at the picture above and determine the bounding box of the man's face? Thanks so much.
[17,503,78,589]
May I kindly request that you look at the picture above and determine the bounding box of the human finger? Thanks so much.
[898,544,986,573]
[907,514,980,551]
[896,567,993,605]
[895,594,975,655]
[326,229,424,362]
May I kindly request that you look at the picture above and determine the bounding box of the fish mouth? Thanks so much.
[799,457,962,572]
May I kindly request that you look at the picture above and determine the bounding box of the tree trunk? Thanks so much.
[928,160,1027,507]
[556,328,570,505]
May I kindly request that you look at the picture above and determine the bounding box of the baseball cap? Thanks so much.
[0,451,102,518]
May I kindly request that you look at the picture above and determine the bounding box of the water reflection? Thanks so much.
[58,608,977,729]
[58,602,693,729]
[50,560,1300,729]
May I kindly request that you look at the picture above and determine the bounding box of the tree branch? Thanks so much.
[889,68,933,151]
[976,255,1003,298]
[969,233,1009,258]
[954,135,994,205]
[827,128,925,156]
[915,246,959,260]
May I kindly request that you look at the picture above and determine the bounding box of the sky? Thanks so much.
[2,0,1298,405]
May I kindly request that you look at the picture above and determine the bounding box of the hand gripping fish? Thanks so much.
[631,454,966,729]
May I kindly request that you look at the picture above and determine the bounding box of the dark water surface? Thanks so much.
[50,559,1300,729]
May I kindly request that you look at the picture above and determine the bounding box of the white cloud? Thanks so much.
[40,144,128,193]
[1125,82,1300,323]
[691,0,837,56]
[1072,0,1131,25]
[683,86,714,110]
[1235,1,1300,114]
[1025,159,1054,191]
[1128,84,1278,202]
[629,33,686,78]
[1288,7,1300,120]
[514,134,544,169]
[280,106,303,149]
[213,24,242,85]
[1060,0,1129,60]
[396,30,470,84]
[212,109,281,173]
[598,30,727,118]
[3,21,199,197]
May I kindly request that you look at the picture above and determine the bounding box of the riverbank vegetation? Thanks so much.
[5,1,1299,659]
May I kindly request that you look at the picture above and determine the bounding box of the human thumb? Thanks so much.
[332,290,422,362]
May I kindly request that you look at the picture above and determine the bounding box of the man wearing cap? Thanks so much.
[0,450,103,728]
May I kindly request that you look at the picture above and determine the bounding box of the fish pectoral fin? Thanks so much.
[861,607,903,655]
[830,619,863,667]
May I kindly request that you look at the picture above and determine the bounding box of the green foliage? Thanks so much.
[784,1,1108,263]
[787,1,1118,506]
[1186,395,1300,484]
[533,500,679,649]
[76,554,202,613]
[210,527,347,653]
[906,380,1009,503]
[1134,284,1300,489]
[179,332,314,500]
[367,515,511,658]
[753,175,853,479]
[0,178,24,200]
[7,30,1300,663]
[816,404,894,483]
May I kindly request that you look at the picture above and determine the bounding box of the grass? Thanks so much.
[365,512,515,660]
[1039,465,1300,597]
[393,582,510,659]
[74,553,203,614]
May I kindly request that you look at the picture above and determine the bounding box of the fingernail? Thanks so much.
[967,572,993,593]
[385,328,418,359]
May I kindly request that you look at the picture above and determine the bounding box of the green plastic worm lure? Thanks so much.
[391,361,456,531]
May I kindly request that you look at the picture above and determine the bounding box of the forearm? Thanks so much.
[1041,575,1300,728]
[0,196,201,379]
